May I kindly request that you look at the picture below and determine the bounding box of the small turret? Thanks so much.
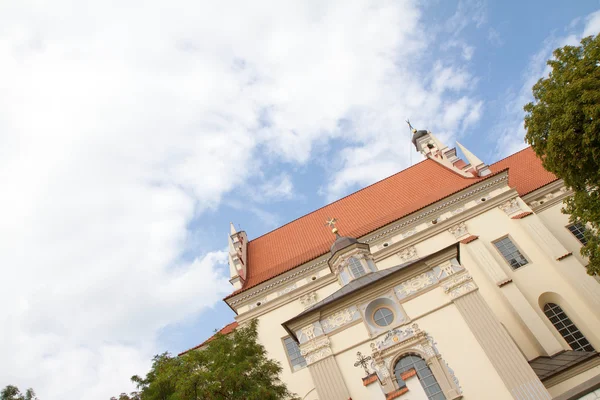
[406,120,489,178]
[228,222,248,290]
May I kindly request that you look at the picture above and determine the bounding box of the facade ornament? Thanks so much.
[299,291,318,309]
[300,336,332,365]
[395,271,436,298]
[397,246,418,263]
[443,274,477,299]
[448,222,469,239]
[277,283,297,297]
[498,198,522,216]
[321,307,358,333]
[354,351,373,375]
[301,325,316,341]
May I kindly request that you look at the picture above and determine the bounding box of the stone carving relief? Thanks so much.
[498,198,522,215]
[299,291,318,309]
[371,324,419,352]
[443,274,477,299]
[397,246,418,263]
[321,307,360,333]
[395,271,437,299]
[435,258,463,280]
[448,222,468,239]
[300,336,332,365]
[296,322,324,344]
[445,360,462,393]
[277,283,297,297]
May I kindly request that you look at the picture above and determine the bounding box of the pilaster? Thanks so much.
[444,275,551,399]
[456,224,563,357]
[300,337,350,400]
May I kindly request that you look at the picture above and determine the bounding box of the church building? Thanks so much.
[184,128,600,400]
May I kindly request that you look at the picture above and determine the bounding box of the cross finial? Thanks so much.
[325,217,339,235]
[354,351,372,375]
[406,119,417,134]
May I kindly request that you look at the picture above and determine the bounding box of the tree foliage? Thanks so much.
[115,319,298,400]
[1,386,38,400]
[524,33,600,275]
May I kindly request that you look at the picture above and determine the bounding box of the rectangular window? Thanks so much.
[283,337,306,371]
[493,237,528,270]
[567,223,588,245]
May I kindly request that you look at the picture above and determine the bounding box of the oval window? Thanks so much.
[373,307,394,327]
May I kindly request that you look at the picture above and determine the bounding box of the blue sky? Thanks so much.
[1,1,599,398]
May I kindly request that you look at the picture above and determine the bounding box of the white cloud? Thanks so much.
[492,8,600,157]
[0,0,486,398]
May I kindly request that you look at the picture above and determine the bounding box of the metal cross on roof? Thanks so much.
[325,217,339,235]
[354,351,372,375]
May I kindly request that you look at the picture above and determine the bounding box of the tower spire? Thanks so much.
[456,142,491,177]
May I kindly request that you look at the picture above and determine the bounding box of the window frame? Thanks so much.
[372,306,395,327]
[281,336,307,372]
[492,235,530,270]
[543,303,595,352]
[348,257,366,278]
[393,354,446,399]
[566,223,588,246]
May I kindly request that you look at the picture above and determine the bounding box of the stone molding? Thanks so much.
[448,222,469,239]
[397,246,418,263]
[299,291,318,309]
[300,336,333,365]
[443,274,477,299]
[498,198,522,216]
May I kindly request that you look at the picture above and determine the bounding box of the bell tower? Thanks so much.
[407,120,490,178]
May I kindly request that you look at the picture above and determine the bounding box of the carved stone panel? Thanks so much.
[397,246,418,263]
[395,270,437,300]
[448,222,468,239]
[498,198,522,215]
[300,291,318,309]
[321,306,360,333]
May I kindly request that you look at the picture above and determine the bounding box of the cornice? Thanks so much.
[227,172,510,311]
[364,172,509,245]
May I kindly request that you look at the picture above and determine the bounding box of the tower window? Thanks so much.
[348,257,366,278]
[394,355,445,400]
[283,337,307,371]
[567,223,588,245]
[493,237,528,270]
[543,303,594,352]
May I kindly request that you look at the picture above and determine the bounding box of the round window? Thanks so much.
[373,307,394,327]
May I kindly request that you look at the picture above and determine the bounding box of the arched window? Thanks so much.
[543,303,595,352]
[394,355,446,400]
[348,257,366,278]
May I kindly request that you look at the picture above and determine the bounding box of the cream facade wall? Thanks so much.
[226,175,600,399]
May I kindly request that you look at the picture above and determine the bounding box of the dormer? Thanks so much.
[328,233,377,286]
[228,222,247,290]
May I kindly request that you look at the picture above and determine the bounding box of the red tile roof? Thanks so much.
[178,321,238,356]
[226,147,556,299]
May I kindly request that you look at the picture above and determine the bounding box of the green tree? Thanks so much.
[1,386,38,400]
[118,319,298,400]
[524,33,600,276]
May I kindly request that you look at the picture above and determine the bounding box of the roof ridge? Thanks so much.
[248,158,464,243]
